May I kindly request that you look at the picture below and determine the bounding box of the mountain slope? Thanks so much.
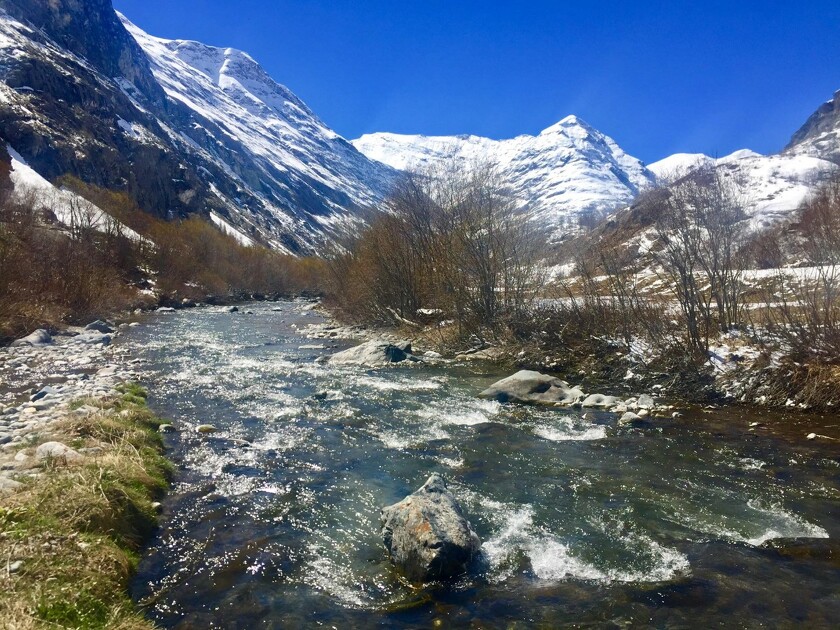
[0,0,398,253]
[785,90,840,163]
[353,116,656,238]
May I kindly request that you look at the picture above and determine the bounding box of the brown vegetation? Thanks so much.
[0,153,326,343]
[325,161,544,342]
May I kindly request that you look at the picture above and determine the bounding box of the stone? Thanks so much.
[157,307,176,313]
[0,477,24,495]
[85,320,114,333]
[227,306,239,313]
[581,394,622,408]
[328,340,420,366]
[619,411,643,426]
[8,560,23,573]
[637,394,655,409]
[479,370,584,406]
[197,424,217,434]
[455,347,504,361]
[158,424,177,433]
[30,386,59,402]
[35,442,84,464]
[381,474,481,582]
[71,332,112,346]
[10,329,52,347]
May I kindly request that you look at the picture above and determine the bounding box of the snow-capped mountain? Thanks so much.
[648,150,837,231]
[785,89,840,163]
[353,116,656,238]
[0,0,398,253]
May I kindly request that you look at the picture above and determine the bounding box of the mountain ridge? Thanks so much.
[353,115,656,238]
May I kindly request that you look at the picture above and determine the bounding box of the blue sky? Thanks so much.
[113,0,840,164]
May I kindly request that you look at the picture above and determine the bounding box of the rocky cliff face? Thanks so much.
[785,90,840,164]
[0,0,398,253]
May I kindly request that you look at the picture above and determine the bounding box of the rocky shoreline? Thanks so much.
[0,320,142,490]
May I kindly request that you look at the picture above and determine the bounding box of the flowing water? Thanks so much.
[124,301,840,628]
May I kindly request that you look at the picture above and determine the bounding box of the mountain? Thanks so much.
[352,116,656,238]
[0,0,398,253]
[785,89,840,163]
[649,123,840,232]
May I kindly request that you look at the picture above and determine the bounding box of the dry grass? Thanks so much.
[0,385,170,629]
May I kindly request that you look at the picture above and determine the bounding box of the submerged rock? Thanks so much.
[381,474,482,582]
[478,370,584,406]
[328,340,420,367]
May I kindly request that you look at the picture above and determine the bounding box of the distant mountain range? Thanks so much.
[352,116,655,238]
[1,0,838,252]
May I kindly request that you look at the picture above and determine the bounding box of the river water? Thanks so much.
[123,301,840,628]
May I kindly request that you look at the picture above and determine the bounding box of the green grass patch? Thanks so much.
[0,384,169,629]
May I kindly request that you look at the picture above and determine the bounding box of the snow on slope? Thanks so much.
[647,153,714,179]
[353,116,656,238]
[120,14,398,250]
[6,145,143,241]
[649,148,838,229]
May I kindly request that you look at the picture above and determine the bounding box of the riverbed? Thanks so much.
[123,300,840,628]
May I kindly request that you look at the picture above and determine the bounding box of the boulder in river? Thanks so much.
[581,393,622,408]
[328,340,420,366]
[478,370,584,405]
[619,411,644,426]
[381,474,481,582]
[85,320,114,334]
[10,329,52,347]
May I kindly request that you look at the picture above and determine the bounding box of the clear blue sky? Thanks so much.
[112,0,840,164]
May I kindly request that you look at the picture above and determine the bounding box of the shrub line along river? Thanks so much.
[123,300,840,628]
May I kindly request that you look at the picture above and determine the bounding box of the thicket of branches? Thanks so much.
[760,175,840,362]
[325,161,545,341]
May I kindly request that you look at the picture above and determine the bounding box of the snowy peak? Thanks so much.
[352,118,655,237]
[785,89,840,163]
[0,0,398,254]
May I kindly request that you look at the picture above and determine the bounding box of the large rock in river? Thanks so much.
[10,329,53,347]
[478,370,584,405]
[381,474,481,582]
[329,340,419,366]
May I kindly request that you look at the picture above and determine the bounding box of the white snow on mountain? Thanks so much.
[353,115,656,238]
[6,145,143,241]
[647,153,714,179]
[119,14,398,251]
[649,148,838,230]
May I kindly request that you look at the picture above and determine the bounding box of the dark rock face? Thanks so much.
[381,474,482,582]
[0,0,397,253]
[785,90,840,163]
[2,0,164,104]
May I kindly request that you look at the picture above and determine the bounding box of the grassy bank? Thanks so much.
[0,384,170,629]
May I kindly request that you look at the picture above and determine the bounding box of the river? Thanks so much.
[122,300,840,628]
